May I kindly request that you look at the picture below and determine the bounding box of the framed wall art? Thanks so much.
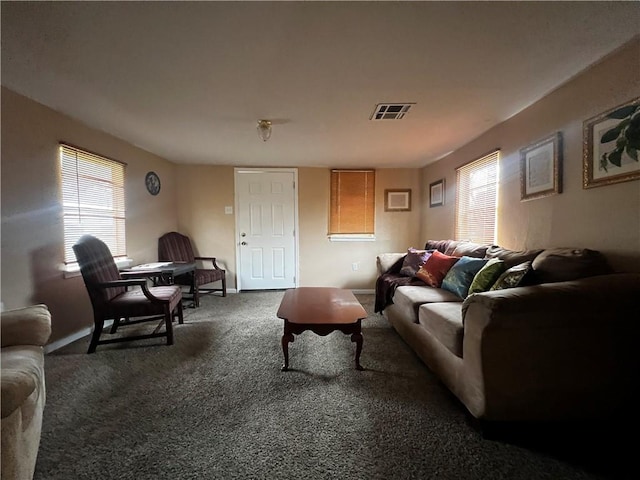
[384,189,411,212]
[520,132,562,201]
[583,97,640,189]
[429,179,445,207]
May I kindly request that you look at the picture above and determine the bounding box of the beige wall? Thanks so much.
[420,38,640,272]
[1,87,178,343]
[298,167,422,289]
[174,165,237,284]
[174,166,423,291]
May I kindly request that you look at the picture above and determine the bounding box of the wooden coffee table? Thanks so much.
[277,287,367,371]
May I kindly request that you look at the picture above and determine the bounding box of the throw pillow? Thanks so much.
[415,250,460,288]
[399,248,431,277]
[441,256,489,298]
[468,258,506,295]
[490,261,533,290]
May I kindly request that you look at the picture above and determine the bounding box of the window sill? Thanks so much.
[62,257,133,279]
[328,234,376,242]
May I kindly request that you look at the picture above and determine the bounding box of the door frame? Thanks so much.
[234,167,300,292]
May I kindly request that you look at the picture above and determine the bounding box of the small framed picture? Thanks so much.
[429,179,444,207]
[583,97,640,189]
[520,132,562,201]
[384,189,411,212]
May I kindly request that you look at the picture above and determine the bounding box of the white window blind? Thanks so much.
[59,144,126,265]
[329,169,375,236]
[455,150,499,245]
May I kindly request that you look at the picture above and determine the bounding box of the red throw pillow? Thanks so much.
[415,251,460,288]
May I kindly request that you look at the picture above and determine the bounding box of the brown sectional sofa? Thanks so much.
[376,240,640,423]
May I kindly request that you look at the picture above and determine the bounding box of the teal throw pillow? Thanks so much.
[441,256,489,298]
[468,258,506,295]
[490,261,532,290]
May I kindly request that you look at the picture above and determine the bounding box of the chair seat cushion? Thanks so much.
[109,286,182,317]
[195,268,225,285]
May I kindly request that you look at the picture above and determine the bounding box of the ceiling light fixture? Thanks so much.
[257,119,272,142]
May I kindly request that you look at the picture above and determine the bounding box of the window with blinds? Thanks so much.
[59,144,127,265]
[329,169,375,238]
[455,150,499,245]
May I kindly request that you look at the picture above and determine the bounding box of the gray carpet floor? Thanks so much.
[36,291,633,479]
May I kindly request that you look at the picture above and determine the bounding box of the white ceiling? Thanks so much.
[2,1,639,169]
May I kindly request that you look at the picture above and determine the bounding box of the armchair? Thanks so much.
[1,304,51,480]
[158,231,227,307]
[73,235,184,353]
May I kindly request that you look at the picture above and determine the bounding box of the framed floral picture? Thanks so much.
[520,132,562,201]
[583,97,640,189]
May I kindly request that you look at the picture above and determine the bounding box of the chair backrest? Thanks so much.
[73,235,125,309]
[158,232,195,263]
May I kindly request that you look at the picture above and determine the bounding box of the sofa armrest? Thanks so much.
[459,273,640,420]
[0,370,37,418]
[376,253,406,276]
[0,304,52,348]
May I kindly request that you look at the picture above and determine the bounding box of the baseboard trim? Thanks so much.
[44,320,114,354]
[44,288,371,353]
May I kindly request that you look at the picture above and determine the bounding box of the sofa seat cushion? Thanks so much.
[418,303,464,358]
[393,285,462,323]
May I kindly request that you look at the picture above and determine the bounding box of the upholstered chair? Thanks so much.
[158,232,226,307]
[73,235,183,353]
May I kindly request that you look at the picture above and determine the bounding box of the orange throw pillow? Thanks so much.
[415,250,460,288]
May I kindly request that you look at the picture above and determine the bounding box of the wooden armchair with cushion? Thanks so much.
[158,231,226,307]
[73,235,184,353]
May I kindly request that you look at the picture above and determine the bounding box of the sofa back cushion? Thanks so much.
[450,242,490,259]
[531,248,612,284]
[415,251,460,287]
[441,256,489,298]
[424,239,451,254]
[484,245,543,269]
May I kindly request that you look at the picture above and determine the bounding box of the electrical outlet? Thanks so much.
[352,262,359,271]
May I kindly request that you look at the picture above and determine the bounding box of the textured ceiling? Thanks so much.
[2,1,639,168]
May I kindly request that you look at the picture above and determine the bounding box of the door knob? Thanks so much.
[241,241,247,246]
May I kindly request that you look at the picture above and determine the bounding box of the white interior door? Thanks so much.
[235,169,298,291]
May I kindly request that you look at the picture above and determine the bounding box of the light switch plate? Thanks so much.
[224,206,233,215]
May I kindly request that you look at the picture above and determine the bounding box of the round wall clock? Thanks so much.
[145,171,161,196]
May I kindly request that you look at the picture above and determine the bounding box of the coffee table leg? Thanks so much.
[281,332,294,371]
[351,332,364,370]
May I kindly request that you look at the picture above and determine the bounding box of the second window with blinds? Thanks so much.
[455,150,500,245]
[329,169,376,241]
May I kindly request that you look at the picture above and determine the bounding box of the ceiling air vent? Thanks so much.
[370,103,415,120]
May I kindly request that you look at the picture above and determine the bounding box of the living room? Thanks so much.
[1,2,639,479]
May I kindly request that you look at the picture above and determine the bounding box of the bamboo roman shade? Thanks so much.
[455,150,499,245]
[329,169,375,235]
[59,144,127,264]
